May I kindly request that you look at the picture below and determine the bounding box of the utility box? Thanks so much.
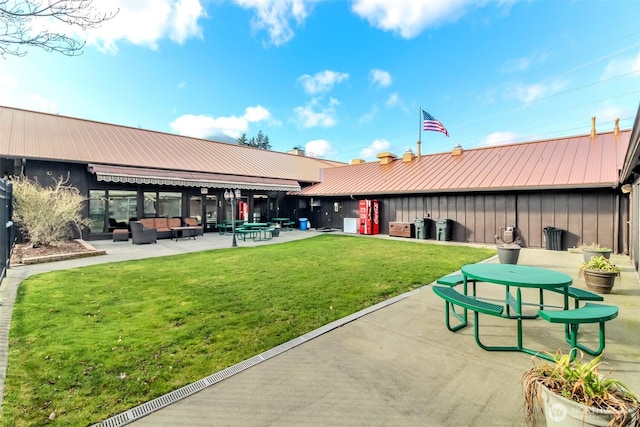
[436,219,452,241]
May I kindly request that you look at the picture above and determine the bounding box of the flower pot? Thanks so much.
[497,246,520,264]
[583,269,617,294]
[582,249,612,263]
[539,384,636,426]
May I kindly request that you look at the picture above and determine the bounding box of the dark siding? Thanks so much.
[305,189,624,253]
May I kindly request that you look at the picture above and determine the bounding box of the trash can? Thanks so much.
[415,218,426,240]
[299,218,309,231]
[436,219,452,241]
[543,226,563,251]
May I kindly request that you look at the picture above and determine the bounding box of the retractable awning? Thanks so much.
[89,164,301,192]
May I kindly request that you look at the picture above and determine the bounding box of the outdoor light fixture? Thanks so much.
[224,188,241,247]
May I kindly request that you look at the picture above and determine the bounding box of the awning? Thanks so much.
[89,164,301,192]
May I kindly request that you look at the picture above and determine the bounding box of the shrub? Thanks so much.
[12,174,91,246]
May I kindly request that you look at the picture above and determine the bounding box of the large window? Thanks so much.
[189,196,202,224]
[108,190,137,230]
[89,190,137,233]
[143,191,182,218]
[158,192,182,218]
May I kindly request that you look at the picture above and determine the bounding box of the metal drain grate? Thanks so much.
[93,286,423,426]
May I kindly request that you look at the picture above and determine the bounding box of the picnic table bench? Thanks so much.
[432,265,618,361]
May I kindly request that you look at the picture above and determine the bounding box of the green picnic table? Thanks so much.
[433,263,618,360]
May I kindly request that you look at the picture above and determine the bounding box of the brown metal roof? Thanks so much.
[300,131,631,196]
[0,106,343,184]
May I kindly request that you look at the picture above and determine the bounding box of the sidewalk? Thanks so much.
[1,233,639,426]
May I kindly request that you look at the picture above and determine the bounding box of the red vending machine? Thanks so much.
[237,201,249,221]
[359,199,380,235]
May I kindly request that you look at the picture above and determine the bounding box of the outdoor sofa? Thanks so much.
[138,217,181,239]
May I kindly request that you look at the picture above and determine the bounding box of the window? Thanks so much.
[158,192,182,218]
[89,190,106,232]
[108,190,137,230]
[143,192,157,217]
[189,196,202,224]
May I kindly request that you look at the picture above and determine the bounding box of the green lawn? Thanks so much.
[1,235,494,426]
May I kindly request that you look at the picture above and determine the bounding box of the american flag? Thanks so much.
[423,110,449,137]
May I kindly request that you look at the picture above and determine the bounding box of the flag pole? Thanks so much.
[417,106,422,157]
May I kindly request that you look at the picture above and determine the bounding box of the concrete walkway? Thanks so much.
[1,232,639,426]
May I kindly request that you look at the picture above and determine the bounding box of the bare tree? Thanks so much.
[0,0,118,57]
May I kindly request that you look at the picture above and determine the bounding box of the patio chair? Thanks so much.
[130,221,157,245]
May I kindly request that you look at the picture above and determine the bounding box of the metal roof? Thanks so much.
[0,106,344,185]
[300,131,631,196]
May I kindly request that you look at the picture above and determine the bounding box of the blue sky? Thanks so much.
[1,0,639,163]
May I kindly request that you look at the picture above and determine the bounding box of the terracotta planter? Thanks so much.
[583,269,618,294]
[539,384,636,426]
[497,246,520,264]
[582,249,612,263]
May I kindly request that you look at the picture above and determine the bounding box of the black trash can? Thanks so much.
[415,218,426,240]
[436,219,452,241]
[543,226,563,251]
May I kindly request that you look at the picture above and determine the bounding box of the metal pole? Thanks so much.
[231,196,237,247]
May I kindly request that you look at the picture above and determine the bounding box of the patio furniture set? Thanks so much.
[432,264,619,361]
[115,217,204,244]
[217,218,296,241]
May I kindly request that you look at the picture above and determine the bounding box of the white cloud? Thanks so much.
[75,0,207,54]
[351,0,473,39]
[0,70,59,113]
[479,131,517,147]
[297,70,349,95]
[504,78,569,104]
[601,52,640,81]
[385,92,400,108]
[360,139,390,158]
[593,103,635,127]
[369,69,392,88]
[169,105,271,139]
[177,81,187,89]
[305,139,336,158]
[244,105,271,122]
[233,0,318,46]
[293,101,338,128]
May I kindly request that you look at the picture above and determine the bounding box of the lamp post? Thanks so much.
[224,188,241,247]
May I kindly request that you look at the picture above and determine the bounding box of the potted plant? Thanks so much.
[580,255,620,294]
[523,350,639,426]
[497,237,522,264]
[580,243,613,263]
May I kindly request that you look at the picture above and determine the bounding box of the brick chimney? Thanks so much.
[350,159,366,165]
[452,144,463,156]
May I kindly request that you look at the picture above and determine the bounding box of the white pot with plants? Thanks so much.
[522,350,639,426]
